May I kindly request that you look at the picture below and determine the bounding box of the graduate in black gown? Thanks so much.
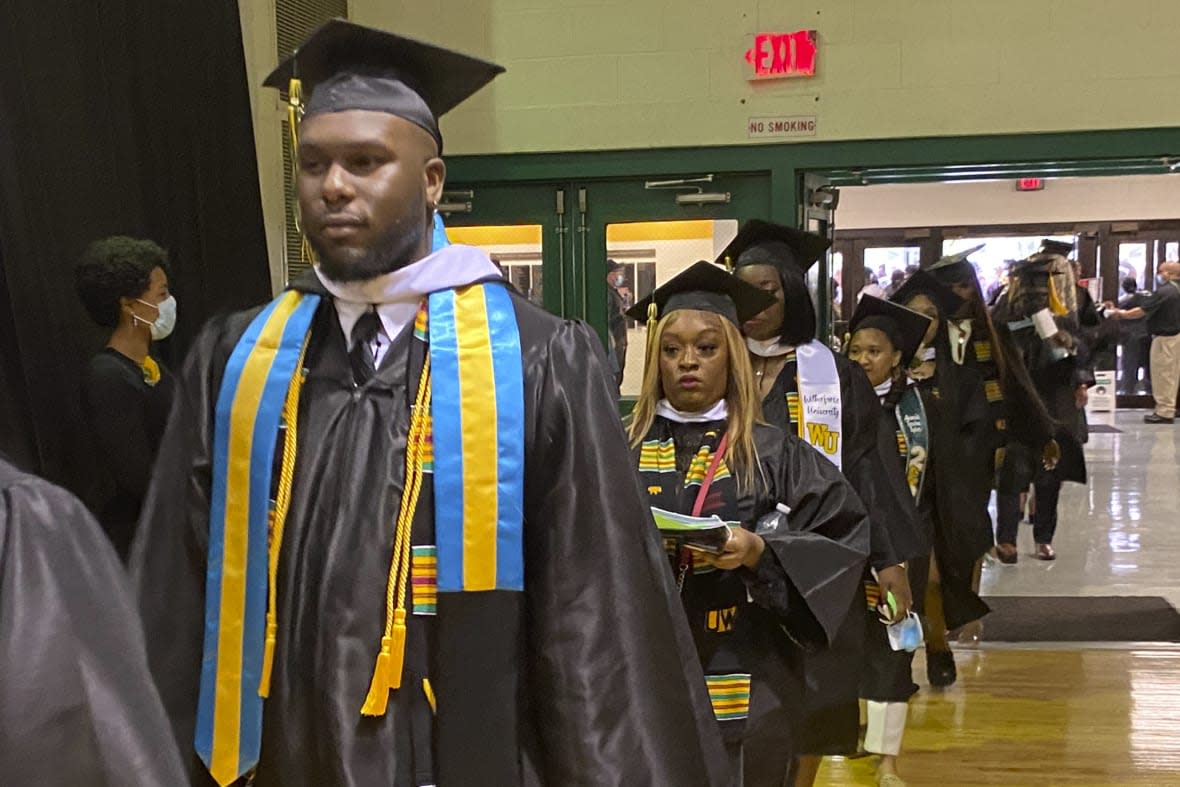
[133,21,728,787]
[989,245,1088,561]
[624,262,869,786]
[926,249,1057,570]
[726,221,924,787]
[890,273,992,678]
[0,454,186,786]
[845,296,935,787]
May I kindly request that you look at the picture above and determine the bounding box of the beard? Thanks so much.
[310,201,429,283]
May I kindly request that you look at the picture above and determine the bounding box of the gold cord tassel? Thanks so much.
[362,356,431,716]
[259,343,309,697]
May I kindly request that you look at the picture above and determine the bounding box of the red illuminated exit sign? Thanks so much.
[1016,178,1046,192]
[745,30,818,80]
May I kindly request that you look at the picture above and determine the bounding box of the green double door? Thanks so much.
[442,174,772,379]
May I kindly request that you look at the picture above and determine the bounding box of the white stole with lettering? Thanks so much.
[795,339,843,470]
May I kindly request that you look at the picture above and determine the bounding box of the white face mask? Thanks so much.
[135,295,178,340]
[613,273,625,287]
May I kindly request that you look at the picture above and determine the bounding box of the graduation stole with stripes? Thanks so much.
[893,385,930,500]
[196,281,525,786]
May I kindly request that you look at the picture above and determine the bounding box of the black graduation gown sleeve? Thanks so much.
[0,458,187,786]
[743,428,870,649]
[519,319,730,787]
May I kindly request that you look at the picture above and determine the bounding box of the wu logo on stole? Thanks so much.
[806,423,840,455]
[707,606,738,633]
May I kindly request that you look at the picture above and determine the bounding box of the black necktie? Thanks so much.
[349,309,381,383]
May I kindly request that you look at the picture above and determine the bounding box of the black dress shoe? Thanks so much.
[1144,413,1175,424]
[927,649,957,687]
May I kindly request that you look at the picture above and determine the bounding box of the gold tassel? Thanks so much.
[360,637,395,717]
[644,301,660,370]
[1048,275,1068,316]
[259,620,278,695]
[723,254,734,273]
[360,610,408,717]
[286,78,316,266]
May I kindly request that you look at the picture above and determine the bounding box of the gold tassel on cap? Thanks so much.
[286,78,316,265]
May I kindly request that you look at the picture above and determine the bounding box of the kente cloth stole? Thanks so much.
[638,420,740,575]
[893,386,930,500]
[197,282,524,786]
[794,340,843,471]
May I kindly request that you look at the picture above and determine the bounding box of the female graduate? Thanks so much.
[727,221,924,786]
[890,272,993,685]
[844,296,935,787]
[624,261,870,787]
[926,249,1057,571]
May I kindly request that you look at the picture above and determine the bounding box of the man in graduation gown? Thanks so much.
[132,20,728,787]
[0,455,186,786]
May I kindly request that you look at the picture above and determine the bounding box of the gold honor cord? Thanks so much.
[361,355,432,716]
[287,78,316,265]
[259,340,309,697]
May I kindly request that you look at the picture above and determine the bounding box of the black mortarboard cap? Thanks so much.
[718,219,831,273]
[890,270,965,318]
[925,243,985,274]
[1011,256,1054,282]
[625,261,776,326]
[1039,238,1074,257]
[607,259,625,273]
[849,295,933,368]
[263,19,504,151]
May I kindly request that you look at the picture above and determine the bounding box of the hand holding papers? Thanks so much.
[650,507,735,555]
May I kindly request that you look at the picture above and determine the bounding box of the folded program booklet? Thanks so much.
[650,507,735,554]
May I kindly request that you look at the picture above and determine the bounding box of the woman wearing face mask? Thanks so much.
[74,236,178,560]
[625,262,869,786]
[727,221,925,787]
[844,296,934,787]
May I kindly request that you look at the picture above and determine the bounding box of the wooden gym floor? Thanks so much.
[816,646,1180,786]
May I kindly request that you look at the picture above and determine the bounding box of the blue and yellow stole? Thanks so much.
[195,267,525,784]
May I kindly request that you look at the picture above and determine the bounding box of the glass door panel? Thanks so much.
[441,182,570,317]
[446,224,544,307]
[1119,242,1148,290]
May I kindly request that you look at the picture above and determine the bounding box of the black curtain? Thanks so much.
[0,1,271,500]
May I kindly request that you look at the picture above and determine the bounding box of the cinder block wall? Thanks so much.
[339,0,1180,154]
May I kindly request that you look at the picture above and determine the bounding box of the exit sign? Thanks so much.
[745,30,818,80]
[1017,178,1045,192]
